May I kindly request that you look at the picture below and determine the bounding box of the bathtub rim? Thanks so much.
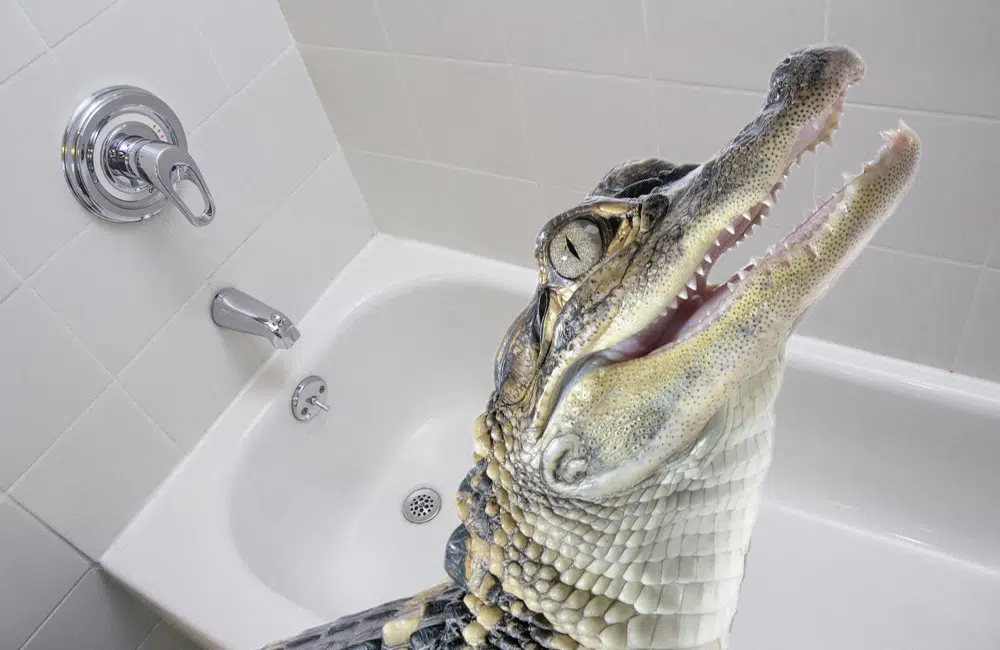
[101,234,1000,650]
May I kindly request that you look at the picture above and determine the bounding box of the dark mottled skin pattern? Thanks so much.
[259,161,690,650]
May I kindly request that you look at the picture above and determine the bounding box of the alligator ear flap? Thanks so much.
[638,193,670,233]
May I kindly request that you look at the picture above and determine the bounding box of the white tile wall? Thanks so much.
[497,0,648,78]
[0,0,45,82]
[379,0,506,63]
[284,0,1000,382]
[0,1,376,648]
[301,47,423,157]
[403,56,533,178]
[0,498,88,649]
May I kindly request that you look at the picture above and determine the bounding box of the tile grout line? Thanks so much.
[297,43,1000,125]
[865,243,984,270]
[488,0,545,195]
[1,1,46,87]
[17,565,93,650]
[5,379,114,498]
[189,43,296,132]
[343,146,535,184]
[5,494,93,562]
[33,0,122,50]
[369,0,432,161]
[178,0,233,98]
[949,215,1000,369]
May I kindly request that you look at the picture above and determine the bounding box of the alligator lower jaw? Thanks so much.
[610,111,915,361]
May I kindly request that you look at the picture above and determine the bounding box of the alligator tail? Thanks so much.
[260,581,473,650]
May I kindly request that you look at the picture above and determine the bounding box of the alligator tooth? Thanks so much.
[677,288,689,300]
[686,278,698,291]
[740,212,753,223]
[666,297,678,310]
[880,130,893,141]
[695,266,706,277]
[725,224,736,235]
[762,198,774,208]
[760,204,771,218]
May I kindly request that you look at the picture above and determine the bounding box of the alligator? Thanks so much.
[262,44,920,650]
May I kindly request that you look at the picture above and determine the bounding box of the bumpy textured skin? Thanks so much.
[262,43,919,650]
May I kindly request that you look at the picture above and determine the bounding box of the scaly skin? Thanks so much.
[263,44,920,650]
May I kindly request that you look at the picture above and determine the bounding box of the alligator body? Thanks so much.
[263,45,919,650]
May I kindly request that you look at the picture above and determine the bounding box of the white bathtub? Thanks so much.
[103,235,1000,650]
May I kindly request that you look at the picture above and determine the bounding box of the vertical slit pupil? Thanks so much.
[565,237,580,260]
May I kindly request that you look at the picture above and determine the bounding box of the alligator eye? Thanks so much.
[549,219,604,280]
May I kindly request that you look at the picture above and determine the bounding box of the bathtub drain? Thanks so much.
[402,487,441,524]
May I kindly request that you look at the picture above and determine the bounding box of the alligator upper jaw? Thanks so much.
[609,115,918,363]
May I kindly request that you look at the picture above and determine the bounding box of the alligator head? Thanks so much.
[470,44,920,648]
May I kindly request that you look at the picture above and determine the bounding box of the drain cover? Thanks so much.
[402,487,441,524]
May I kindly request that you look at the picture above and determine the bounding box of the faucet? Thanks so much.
[211,288,300,349]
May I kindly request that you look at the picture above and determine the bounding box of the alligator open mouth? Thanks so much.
[609,89,913,362]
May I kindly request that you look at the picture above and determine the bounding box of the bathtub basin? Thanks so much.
[104,235,1000,649]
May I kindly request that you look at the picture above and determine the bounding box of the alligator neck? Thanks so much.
[451,357,781,650]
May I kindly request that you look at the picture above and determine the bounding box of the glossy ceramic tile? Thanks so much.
[378,0,505,62]
[22,569,158,650]
[816,104,1000,264]
[120,285,273,451]
[0,55,92,276]
[0,255,19,302]
[516,68,656,190]
[654,83,765,162]
[646,0,825,91]
[302,46,423,157]
[279,0,388,50]
[829,0,1000,119]
[0,0,45,83]
[799,248,980,369]
[52,0,228,129]
[497,0,647,77]
[428,162,545,267]
[0,289,109,489]
[213,152,375,323]
[400,56,532,178]
[12,384,179,559]
[344,150,443,232]
[0,497,88,649]
[183,0,292,91]
[17,0,114,46]
[954,270,1000,382]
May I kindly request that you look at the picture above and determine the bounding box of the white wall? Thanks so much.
[282,0,1000,381]
[0,0,375,648]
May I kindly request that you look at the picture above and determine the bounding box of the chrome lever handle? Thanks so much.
[132,140,216,227]
[63,86,216,225]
